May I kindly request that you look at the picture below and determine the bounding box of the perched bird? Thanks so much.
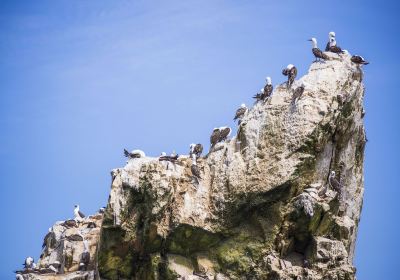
[62,219,77,228]
[99,207,106,213]
[159,152,179,162]
[263,76,273,99]
[79,240,90,271]
[253,88,265,101]
[233,104,248,123]
[74,205,85,222]
[308,38,328,62]
[191,159,201,181]
[282,64,297,89]
[124,149,145,159]
[351,55,369,65]
[325,31,336,51]
[210,128,221,148]
[329,171,344,199]
[42,228,56,251]
[218,127,231,142]
[292,83,305,104]
[190,144,203,158]
[23,257,35,270]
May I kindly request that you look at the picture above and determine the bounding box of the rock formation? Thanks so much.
[17,52,366,280]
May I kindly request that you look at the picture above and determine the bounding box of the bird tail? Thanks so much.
[123,149,129,157]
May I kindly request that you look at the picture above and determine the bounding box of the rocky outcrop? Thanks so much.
[18,52,366,280]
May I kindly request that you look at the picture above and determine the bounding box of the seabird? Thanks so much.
[23,257,35,270]
[218,127,231,142]
[263,77,273,100]
[190,143,203,158]
[351,55,369,65]
[62,219,77,228]
[326,34,344,54]
[253,88,265,102]
[308,38,328,62]
[79,240,90,271]
[210,128,221,148]
[233,104,248,124]
[329,171,344,199]
[282,64,297,89]
[191,158,201,181]
[292,83,305,104]
[99,207,106,213]
[325,31,336,51]
[159,152,179,162]
[42,227,56,251]
[123,149,145,159]
[74,205,85,222]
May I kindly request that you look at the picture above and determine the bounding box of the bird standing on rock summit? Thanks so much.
[74,205,85,222]
[308,38,328,62]
[325,31,336,51]
[282,64,297,89]
[233,104,248,124]
[325,32,344,54]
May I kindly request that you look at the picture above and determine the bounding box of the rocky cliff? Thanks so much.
[17,52,366,280]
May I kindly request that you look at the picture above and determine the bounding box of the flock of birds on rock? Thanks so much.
[17,31,365,278]
[123,31,367,188]
[16,205,105,277]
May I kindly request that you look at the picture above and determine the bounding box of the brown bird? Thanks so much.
[233,104,248,123]
[218,127,231,142]
[282,64,297,89]
[351,55,369,65]
[308,38,328,62]
[210,128,221,148]
[292,83,305,104]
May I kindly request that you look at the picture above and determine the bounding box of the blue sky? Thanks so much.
[1,1,399,279]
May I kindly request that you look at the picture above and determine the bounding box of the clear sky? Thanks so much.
[1,1,399,279]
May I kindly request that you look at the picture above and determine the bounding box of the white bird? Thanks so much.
[74,205,85,222]
[23,257,35,270]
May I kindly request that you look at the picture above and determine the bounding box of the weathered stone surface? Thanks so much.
[19,51,365,280]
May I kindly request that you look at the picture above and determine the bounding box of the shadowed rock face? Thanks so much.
[19,52,366,280]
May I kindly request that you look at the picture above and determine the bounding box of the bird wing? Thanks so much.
[78,211,85,218]
[210,130,220,145]
[325,41,330,51]
[219,128,231,141]
[282,68,288,76]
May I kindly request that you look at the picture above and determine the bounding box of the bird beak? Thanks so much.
[307,39,312,41]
